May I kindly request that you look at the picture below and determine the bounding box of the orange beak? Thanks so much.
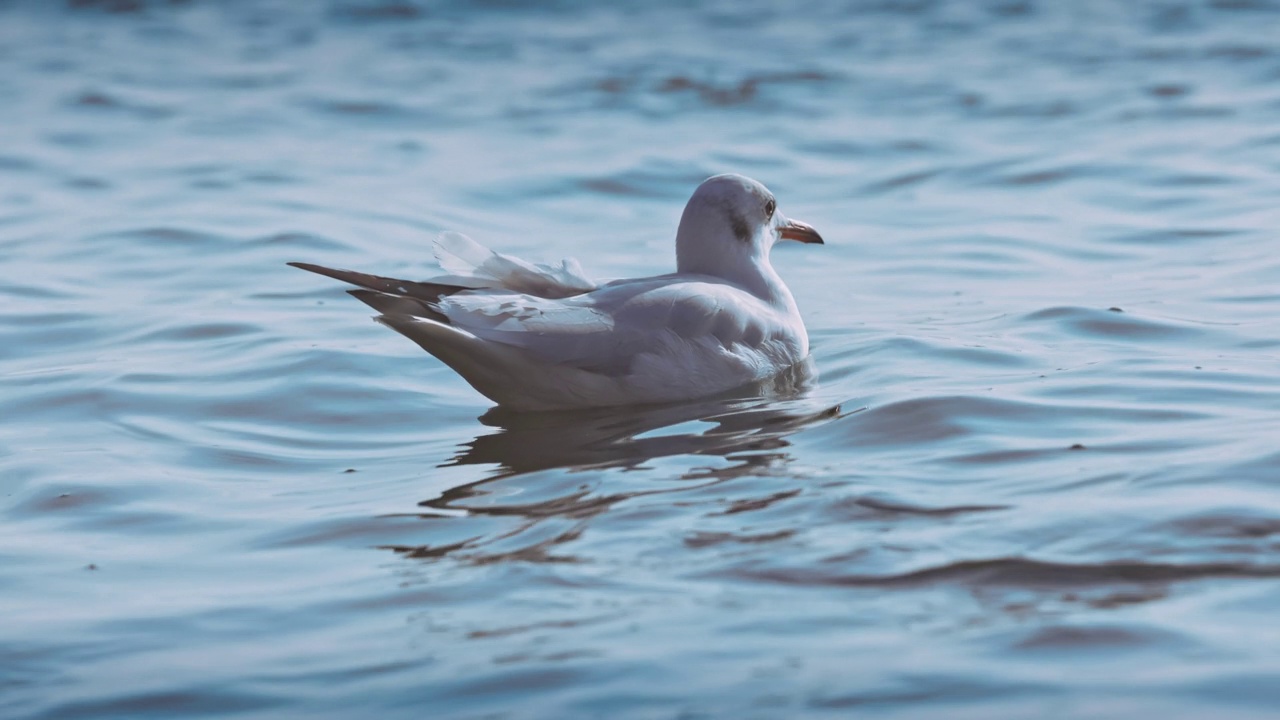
[778,217,824,244]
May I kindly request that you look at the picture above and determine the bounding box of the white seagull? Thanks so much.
[290,174,824,411]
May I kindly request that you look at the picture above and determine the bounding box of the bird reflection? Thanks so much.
[386,360,847,563]
[441,358,837,477]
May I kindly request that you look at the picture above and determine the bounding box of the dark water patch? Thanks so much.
[1147,83,1192,98]
[1002,167,1080,186]
[684,529,796,549]
[653,70,836,108]
[431,666,595,704]
[1163,510,1280,541]
[251,231,345,251]
[807,674,1041,711]
[1116,104,1236,121]
[383,537,482,560]
[952,157,1153,189]
[1022,306,1211,343]
[313,99,405,116]
[1011,624,1178,652]
[792,137,944,158]
[43,131,105,149]
[67,89,173,120]
[9,487,119,516]
[93,226,228,248]
[64,176,112,191]
[947,446,1073,465]
[580,67,838,116]
[1149,171,1238,187]
[36,687,286,720]
[301,96,445,127]
[257,513,475,550]
[65,0,149,14]
[421,479,631,521]
[967,99,1077,120]
[1225,450,1280,485]
[1110,227,1244,245]
[1208,0,1280,12]
[181,445,298,473]
[167,163,230,178]
[331,0,428,22]
[835,494,1009,518]
[453,524,589,566]
[7,480,198,538]
[0,282,77,300]
[1206,44,1273,61]
[135,322,262,344]
[242,171,300,186]
[67,507,194,535]
[0,155,38,172]
[252,657,433,691]
[726,557,1280,590]
[988,1,1033,17]
[859,167,943,195]
[819,395,1122,449]
[714,488,802,516]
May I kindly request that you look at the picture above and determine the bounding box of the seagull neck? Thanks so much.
[746,257,802,316]
[683,250,799,315]
[675,224,799,315]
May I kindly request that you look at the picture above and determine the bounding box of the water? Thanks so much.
[3,0,1280,717]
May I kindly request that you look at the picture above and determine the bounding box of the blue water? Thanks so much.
[3,1,1280,717]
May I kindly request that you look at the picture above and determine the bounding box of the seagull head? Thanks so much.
[675,174,823,280]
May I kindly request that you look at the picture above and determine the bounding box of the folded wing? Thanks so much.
[433,279,785,377]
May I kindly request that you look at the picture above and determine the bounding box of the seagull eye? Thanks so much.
[764,199,776,219]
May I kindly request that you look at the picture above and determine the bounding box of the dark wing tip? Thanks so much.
[346,288,451,323]
[289,260,469,305]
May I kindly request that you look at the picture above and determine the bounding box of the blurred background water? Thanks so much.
[2,0,1280,717]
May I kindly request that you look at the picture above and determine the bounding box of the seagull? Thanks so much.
[289,173,824,411]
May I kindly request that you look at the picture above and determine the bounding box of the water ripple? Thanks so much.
[5,0,1280,717]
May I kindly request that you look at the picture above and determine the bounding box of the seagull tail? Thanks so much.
[287,262,467,304]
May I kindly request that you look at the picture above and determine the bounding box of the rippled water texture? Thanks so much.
[3,1,1280,717]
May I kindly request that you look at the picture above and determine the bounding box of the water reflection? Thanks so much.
[382,359,847,562]
[445,358,840,476]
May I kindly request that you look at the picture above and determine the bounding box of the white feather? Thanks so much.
[432,231,595,298]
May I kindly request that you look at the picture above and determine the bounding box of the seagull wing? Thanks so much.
[431,231,597,299]
[433,278,788,377]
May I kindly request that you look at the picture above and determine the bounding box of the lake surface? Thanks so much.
[3,0,1280,717]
